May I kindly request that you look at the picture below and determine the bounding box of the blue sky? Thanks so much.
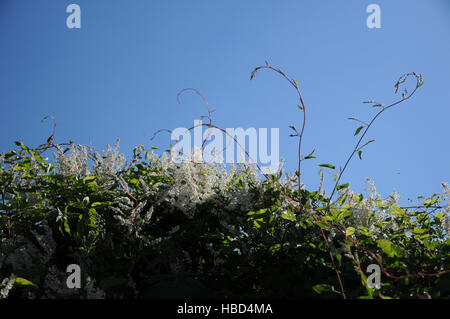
[0,0,449,205]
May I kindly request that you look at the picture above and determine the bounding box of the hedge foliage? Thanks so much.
[0,140,449,299]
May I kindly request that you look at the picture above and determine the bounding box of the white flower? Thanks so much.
[54,144,90,177]
[0,274,16,299]
[93,139,126,177]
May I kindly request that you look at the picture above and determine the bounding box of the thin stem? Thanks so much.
[177,88,213,126]
[329,73,422,202]
[175,88,269,178]
[251,65,306,190]
[185,123,269,179]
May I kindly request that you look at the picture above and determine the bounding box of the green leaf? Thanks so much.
[319,164,335,169]
[91,201,115,208]
[129,178,140,186]
[14,277,38,288]
[354,126,364,136]
[297,104,303,111]
[337,194,348,206]
[82,176,97,184]
[88,208,98,227]
[321,216,333,223]
[358,226,374,237]
[304,149,316,160]
[358,150,363,160]
[336,183,349,191]
[248,208,268,216]
[342,210,353,219]
[250,67,261,80]
[413,228,428,235]
[377,240,405,258]
[315,221,328,229]
[269,243,281,254]
[63,219,71,235]
[424,198,438,207]
[312,284,333,294]
[346,227,356,236]
[387,205,405,216]
[281,212,296,222]
[253,219,263,229]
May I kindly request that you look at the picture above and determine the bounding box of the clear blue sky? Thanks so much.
[1,0,449,205]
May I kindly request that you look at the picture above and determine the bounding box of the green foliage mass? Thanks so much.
[0,140,449,299]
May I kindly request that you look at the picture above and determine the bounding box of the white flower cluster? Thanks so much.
[0,274,15,299]
[54,144,91,178]
[93,139,126,177]
[111,194,153,240]
[144,150,267,219]
[53,139,126,179]
[342,178,397,232]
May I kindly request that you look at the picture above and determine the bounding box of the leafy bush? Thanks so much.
[1,64,449,299]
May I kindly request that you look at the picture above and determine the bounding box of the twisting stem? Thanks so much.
[168,88,270,178]
[329,73,422,202]
[251,64,306,189]
[185,123,269,179]
[177,88,217,149]
[177,88,213,127]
